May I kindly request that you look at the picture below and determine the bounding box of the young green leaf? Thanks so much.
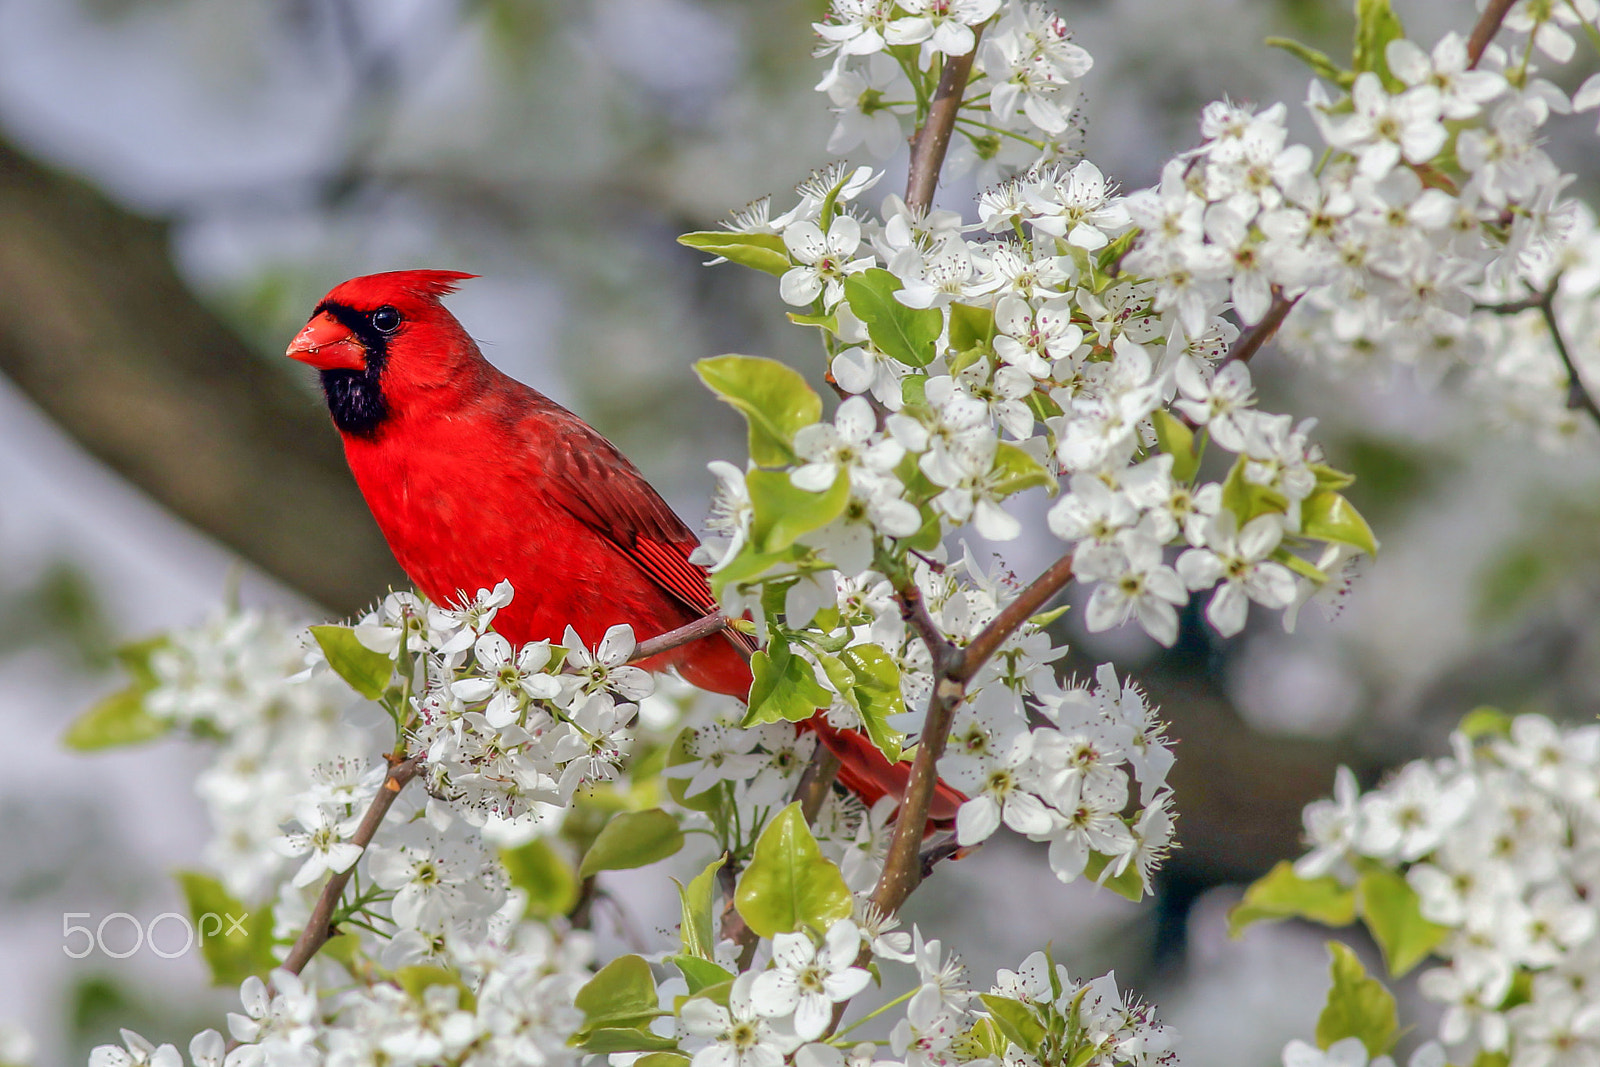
[1221,456,1289,524]
[696,355,823,467]
[844,269,943,368]
[992,442,1054,496]
[677,854,725,961]
[1356,868,1449,977]
[734,802,853,938]
[578,809,685,878]
[575,954,662,1035]
[1302,491,1379,557]
[501,837,580,919]
[838,643,906,762]
[746,469,852,553]
[672,954,736,994]
[1315,942,1399,1056]
[1351,0,1406,89]
[63,687,170,751]
[1229,860,1358,936]
[1083,850,1146,903]
[1150,409,1200,483]
[677,231,791,276]
[949,302,995,352]
[175,871,276,987]
[309,625,395,700]
[745,635,833,727]
[1266,36,1354,87]
[977,994,1046,1056]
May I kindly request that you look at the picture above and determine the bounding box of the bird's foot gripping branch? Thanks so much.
[65,0,1600,1063]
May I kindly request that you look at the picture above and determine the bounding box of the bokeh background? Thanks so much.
[3,0,1599,1063]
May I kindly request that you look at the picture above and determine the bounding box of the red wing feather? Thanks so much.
[536,410,757,653]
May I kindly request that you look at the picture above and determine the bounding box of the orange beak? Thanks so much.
[286,311,367,372]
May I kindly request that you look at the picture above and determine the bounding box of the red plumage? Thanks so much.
[288,269,963,827]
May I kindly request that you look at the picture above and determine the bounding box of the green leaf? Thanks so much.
[677,855,725,961]
[578,1030,681,1054]
[395,965,471,1009]
[734,802,853,938]
[1221,456,1289,524]
[745,635,832,728]
[1311,463,1357,491]
[1083,850,1146,902]
[1150,410,1200,483]
[501,837,580,918]
[1302,490,1379,556]
[637,1054,692,1067]
[1277,550,1331,584]
[579,809,685,878]
[1351,0,1406,89]
[706,543,808,602]
[949,303,994,352]
[310,624,395,700]
[64,687,170,751]
[838,644,906,762]
[1316,942,1399,1056]
[747,469,853,553]
[1458,706,1512,741]
[677,231,791,276]
[1266,36,1354,87]
[696,355,822,467]
[175,871,276,987]
[977,994,1046,1056]
[1229,860,1358,936]
[992,442,1054,497]
[787,311,839,334]
[574,955,661,1035]
[114,635,169,691]
[844,269,943,368]
[1356,868,1449,977]
[672,954,735,994]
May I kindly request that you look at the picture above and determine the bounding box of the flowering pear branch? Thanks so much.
[1220,291,1298,367]
[905,32,985,212]
[629,611,740,662]
[871,553,1076,916]
[1466,0,1518,66]
[280,753,423,975]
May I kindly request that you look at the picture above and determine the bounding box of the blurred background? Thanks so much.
[4,0,1599,1063]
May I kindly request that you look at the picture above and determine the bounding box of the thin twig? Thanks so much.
[867,552,1076,917]
[1540,300,1600,431]
[281,753,423,975]
[905,34,985,212]
[957,552,1075,684]
[1467,0,1518,68]
[1220,292,1299,368]
[630,612,737,662]
[893,574,955,674]
[793,745,843,823]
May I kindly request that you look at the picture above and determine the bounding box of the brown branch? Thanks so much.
[956,553,1074,684]
[629,613,736,663]
[1220,292,1299,368]
[1541,300,1600,432]
[1467,0,1518,68]
[867,552,1076,917]
[893,573,955,674]
[867,675,966,916]
[793,745,843,823]
[904,33,985,213]
[280,753,422,975]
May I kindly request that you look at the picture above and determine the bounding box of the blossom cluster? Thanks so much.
[342,583,651,826]
[1294,713,1600,1065]
[140,609,380,900]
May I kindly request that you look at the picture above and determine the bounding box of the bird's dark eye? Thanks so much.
[371,306,402,333]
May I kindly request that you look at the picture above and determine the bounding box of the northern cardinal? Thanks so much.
[286,269,963,827]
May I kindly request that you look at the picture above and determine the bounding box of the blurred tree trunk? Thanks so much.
[0,137,402,615]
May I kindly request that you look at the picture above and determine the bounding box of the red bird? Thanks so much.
[286,269,962,827]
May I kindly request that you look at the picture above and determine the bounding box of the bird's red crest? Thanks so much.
[323,269,478,308]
